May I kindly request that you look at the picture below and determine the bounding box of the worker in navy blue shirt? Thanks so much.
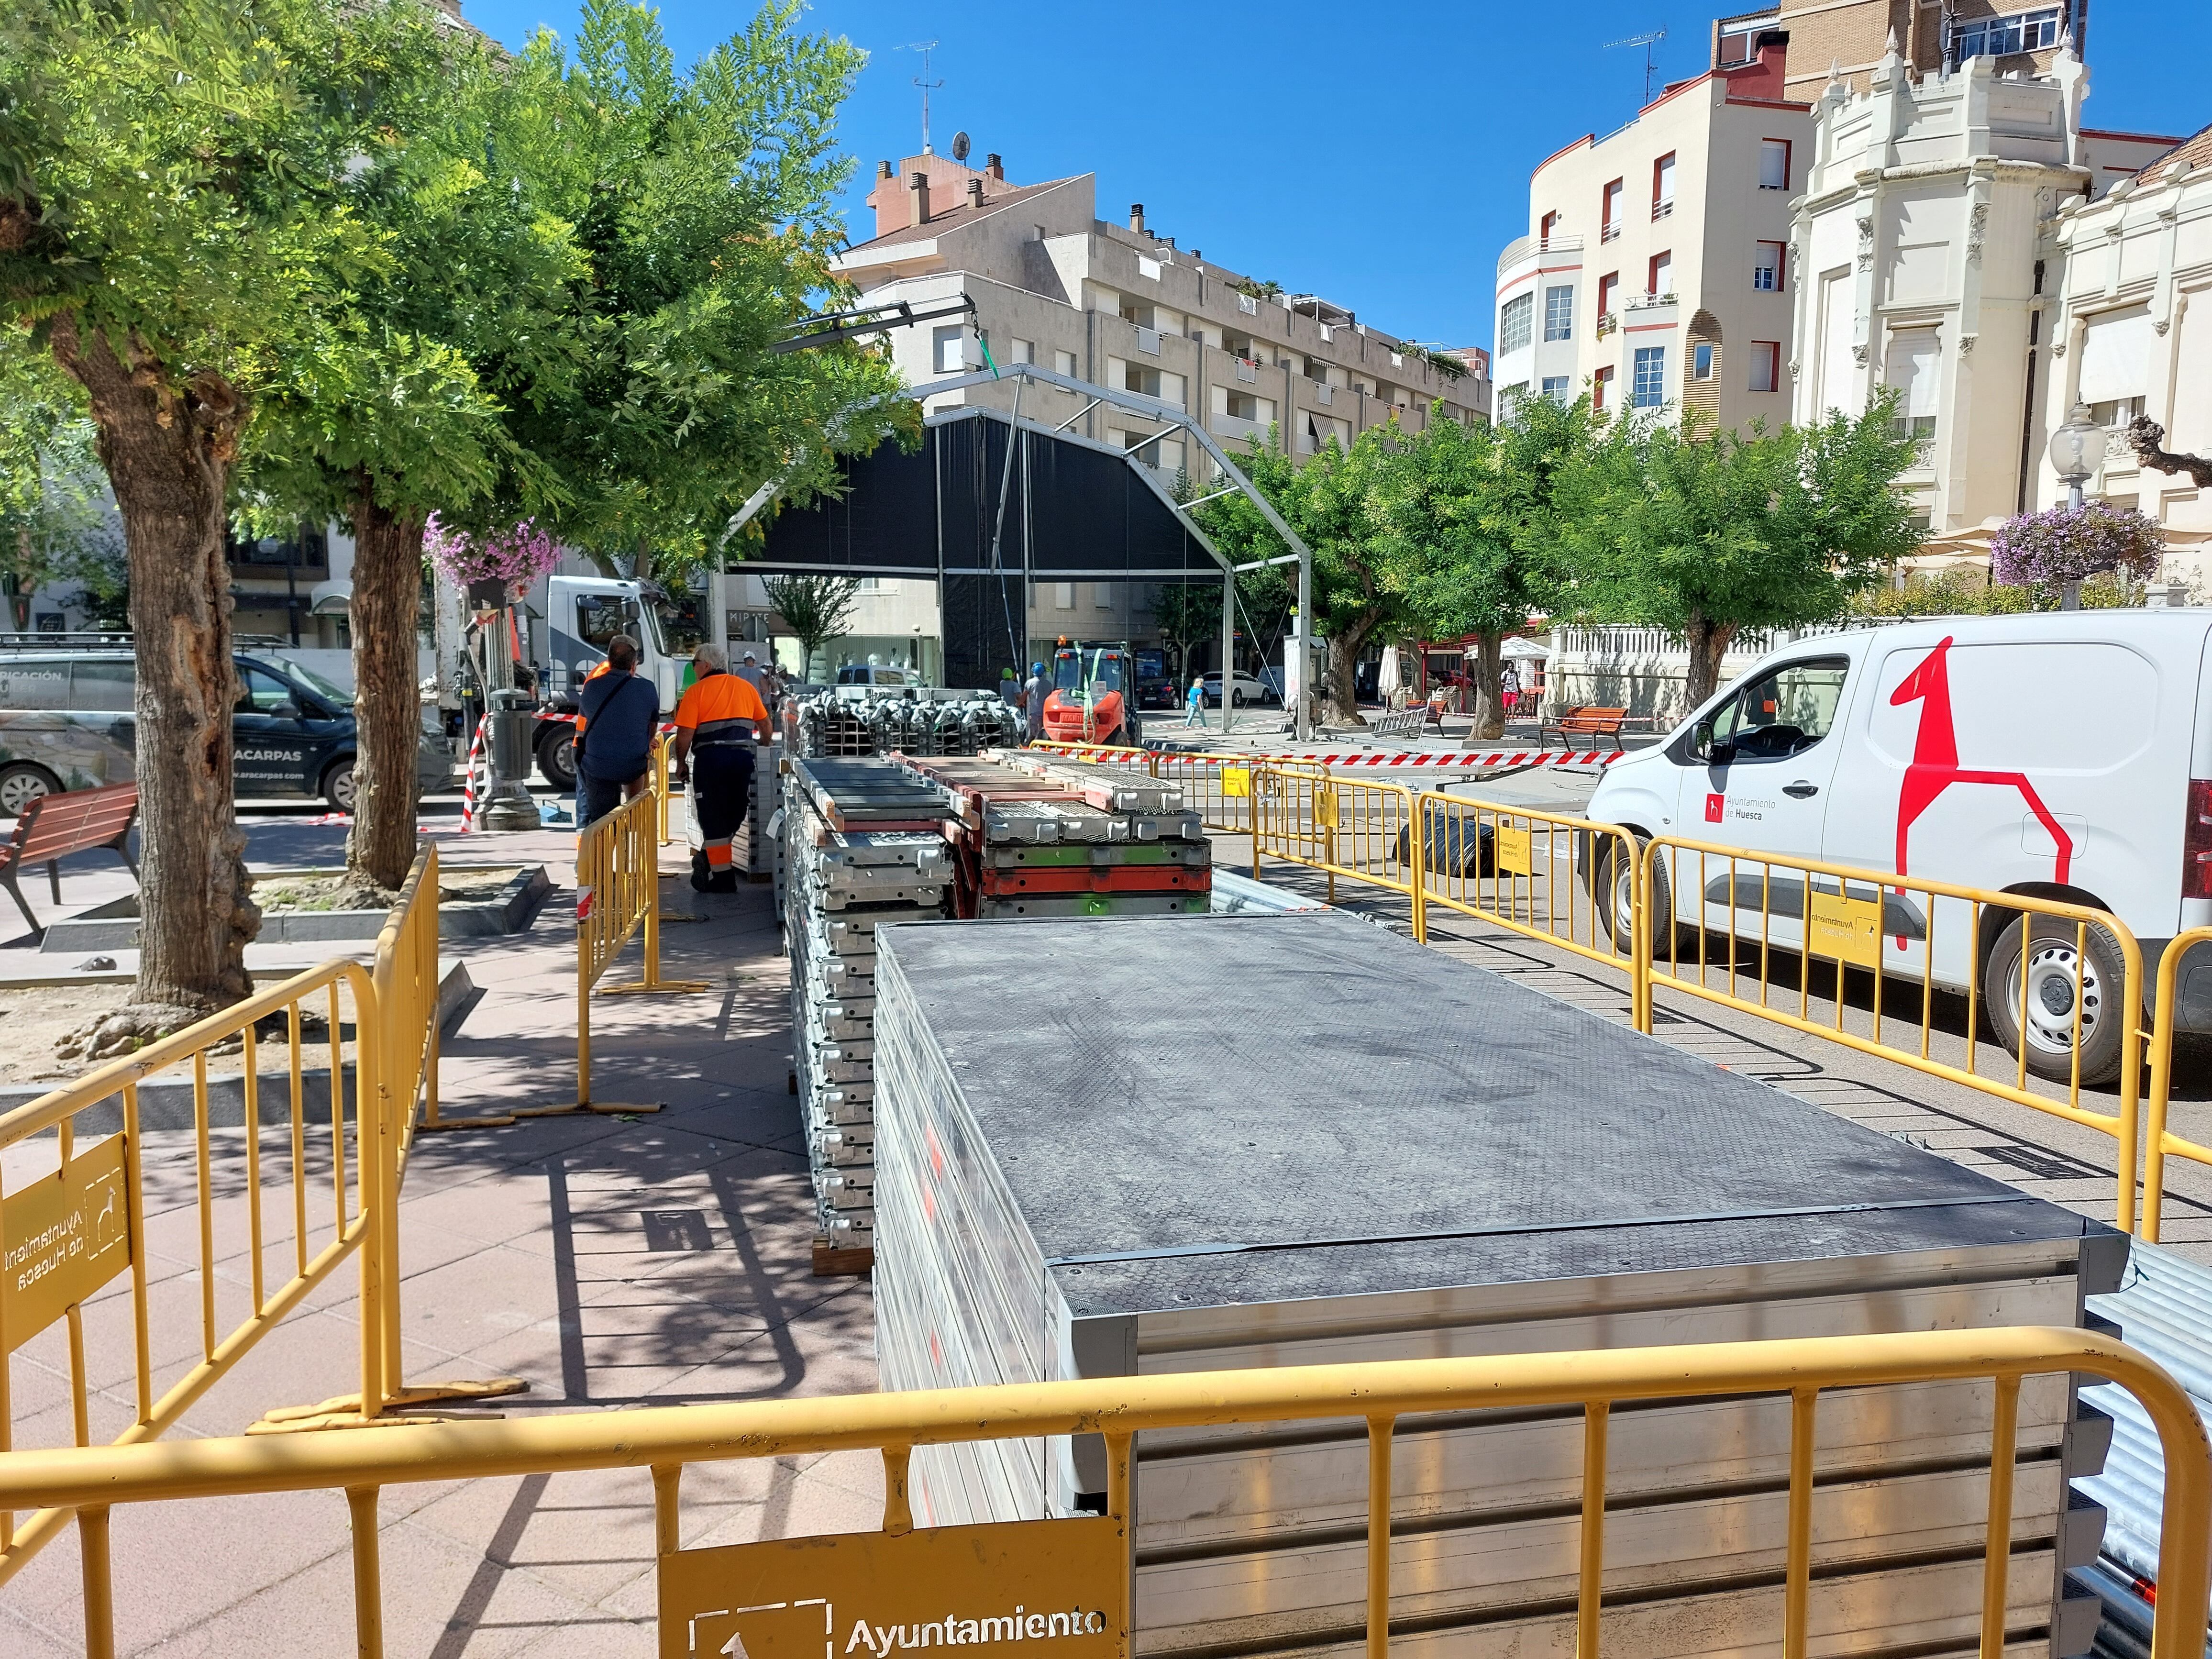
[574,635,660,828]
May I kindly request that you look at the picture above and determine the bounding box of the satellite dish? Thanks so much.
[951,131,971,162]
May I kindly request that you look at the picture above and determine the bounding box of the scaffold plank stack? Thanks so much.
[781,754,953,1272]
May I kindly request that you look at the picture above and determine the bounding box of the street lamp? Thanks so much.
[2048,401,2109,510]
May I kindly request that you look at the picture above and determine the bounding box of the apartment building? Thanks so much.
[1792,37,2180,536]
[1714,0,2090,100]
[1494,33,1810,429]
[830,153,1487,664]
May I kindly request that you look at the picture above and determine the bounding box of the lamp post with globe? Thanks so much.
[2046,403,2110,609]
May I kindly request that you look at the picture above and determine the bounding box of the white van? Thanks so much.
[1585,611,2212,1085]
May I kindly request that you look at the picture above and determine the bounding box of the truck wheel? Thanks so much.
[0,762,60,817]
[537,726,576,790]
[321,760,357,813]
[1119,712,1141,747]
[1984,913,2128,1086]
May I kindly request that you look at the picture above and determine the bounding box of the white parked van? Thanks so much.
[1585,612,2212,1084]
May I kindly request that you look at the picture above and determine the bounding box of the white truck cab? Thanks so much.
[1587,611,2212,1084]
[545,575,687,713]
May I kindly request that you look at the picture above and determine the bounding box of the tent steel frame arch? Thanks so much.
[733,363,1316,740]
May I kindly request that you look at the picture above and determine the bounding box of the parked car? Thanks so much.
[1200,670,1273,709]
[0,643,451,814]
[1585,611,2212,1084]
[836,664,926,688]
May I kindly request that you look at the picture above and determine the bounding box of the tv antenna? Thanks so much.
[1604,27,1668,104]
[898,41,944,154]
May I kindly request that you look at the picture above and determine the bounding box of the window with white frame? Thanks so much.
[1544,285,1573,342]
[1882,327,1939,440]
[1592,365,1614,410]
[1759,139,1791,191]
[1631,346,1665,408]
[1500,292,1533,354]
[1054,583,1075,610]
[1753,242,1784,291]
[1952,7,2059,59]
[933,325,965,375]
[1693,342,1715,380]
[1011,338,1034,365]
[1054,349,1078,376]
[1541,376,1571,400]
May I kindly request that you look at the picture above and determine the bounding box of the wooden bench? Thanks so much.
[1541,706,1631,749]
[1,783,140,938]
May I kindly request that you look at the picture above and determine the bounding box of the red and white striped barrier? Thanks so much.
[457,713,490,832]
[1049,747,1626,769]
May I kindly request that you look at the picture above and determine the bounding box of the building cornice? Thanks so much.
[1799,156,2086,217]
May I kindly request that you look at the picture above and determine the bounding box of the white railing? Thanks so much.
[1496,233,1587,277]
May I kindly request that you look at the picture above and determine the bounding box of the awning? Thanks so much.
[2077,308,2153,405]
[308,580,352,616]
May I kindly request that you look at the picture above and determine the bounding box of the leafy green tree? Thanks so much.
[1554,399,1921,707]
[504,0,916,581]
[1,0,393,1032]
[0,340,117,630]
[1149,583,1220,682]
[242,2,574,893]
[1193,425,1408,725]
[761,573,858,680]
[1379,397,1591,740]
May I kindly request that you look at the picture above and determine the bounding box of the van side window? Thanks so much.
[1709,657,1850,760]
[235,666,299,714]
[70,661,135,712]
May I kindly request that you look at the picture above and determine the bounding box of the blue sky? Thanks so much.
[464,0,2212,353]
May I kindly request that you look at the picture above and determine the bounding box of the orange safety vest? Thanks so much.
[672,669,768,737]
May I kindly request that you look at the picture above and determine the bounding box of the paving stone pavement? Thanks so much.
[1,833,876,1658]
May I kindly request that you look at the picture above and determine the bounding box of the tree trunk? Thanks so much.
[348,487,427,891]
[1326,631,1367,727]
[1682,611,1738,709]
[1460,632,1507,743]
[49,315,256,1025]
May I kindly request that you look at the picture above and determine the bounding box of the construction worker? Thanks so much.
[1022,661,1050,743]
[735,648,769,703]
[573,635,657,828]
[668,641,769,892]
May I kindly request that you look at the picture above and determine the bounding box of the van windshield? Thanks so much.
[265,657,354,709]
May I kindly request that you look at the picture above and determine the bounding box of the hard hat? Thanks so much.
[742,650,758,661]
[1031,662,1044,674]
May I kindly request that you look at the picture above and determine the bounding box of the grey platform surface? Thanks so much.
[873,911,2112,1317]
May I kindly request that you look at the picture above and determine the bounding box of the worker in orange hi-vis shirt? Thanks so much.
[667,642,770,893]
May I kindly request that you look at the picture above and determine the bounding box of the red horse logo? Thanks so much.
[1891,636,2073,882]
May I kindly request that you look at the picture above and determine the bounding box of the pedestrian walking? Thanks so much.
[1186,673,1209,729]
[1500,662,1521,719]
[1022,660,1050,743]
[668,642,771,892]
[736,649,769,701]
[574,635,659,829]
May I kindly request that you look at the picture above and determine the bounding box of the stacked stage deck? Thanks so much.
[895,750,1212,918]
[869,910,2122,1659]
[781,754,954,1259]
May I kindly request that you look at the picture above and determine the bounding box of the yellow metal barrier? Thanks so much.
[1251,763,1422,921]
[561,763,705,1117]
[1413,793,1651,1026]
[2144,925,2212,1242]
[1640,836,2148,1233]
[0,846,459,1577]
[0,1328,2202,1659]
[653,735,674,845]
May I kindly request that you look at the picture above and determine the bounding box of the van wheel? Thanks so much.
[0,762,60,818]
[1593,834,1663,954]
[537,726,576,791]
[321,761,357,813]
[1983,914,2128,1086]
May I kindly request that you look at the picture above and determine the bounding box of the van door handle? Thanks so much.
[1784,781,1819,799]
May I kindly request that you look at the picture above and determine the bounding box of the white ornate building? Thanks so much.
[1788,36,2179,538]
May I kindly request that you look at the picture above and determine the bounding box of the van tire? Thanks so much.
[1983,913,2128,1087]
[321,761,357,814]
[537,726,576,791]
[1593,833,1666,955]
[0,762,60,818]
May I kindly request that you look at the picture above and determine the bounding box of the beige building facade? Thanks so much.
[830,153,1487,664]
[1494,35,1811,430]
[1715,0,2090,100]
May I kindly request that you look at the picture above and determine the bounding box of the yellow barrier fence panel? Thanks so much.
[1412,793,1650,1027]
[2144,924,2212,1242]
[0,1328,2204,1659]
[0,956,390,1582]
[1250,764,1419,921]
[1639,835,2148,1234]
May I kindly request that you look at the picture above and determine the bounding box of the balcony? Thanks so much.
[1235,357,1258,384]
[1595,311,1618,337]
[1496,233,1585,279]
[1652,199,1674,221]
[1626,291,1678,311]
[1601,223,1620,243]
